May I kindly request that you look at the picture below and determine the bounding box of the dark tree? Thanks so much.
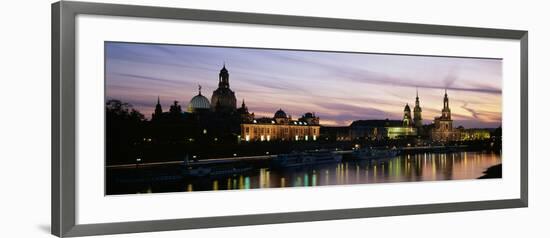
[106,99,146,165]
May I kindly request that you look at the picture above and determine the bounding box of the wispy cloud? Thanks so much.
[105,42,502,128]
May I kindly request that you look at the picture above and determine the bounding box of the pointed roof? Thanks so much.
[404,103,411,111]
[220,63,228,73]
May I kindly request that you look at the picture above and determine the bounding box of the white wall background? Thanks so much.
[0,0,545,237]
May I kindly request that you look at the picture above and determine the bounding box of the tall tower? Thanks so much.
[211,64,237,112]
[152,96,163,120]
[403,103,412,127]
[413,88,423,128]
[218,63,230,89]
[442,88,451,120]
[432,89,455,141]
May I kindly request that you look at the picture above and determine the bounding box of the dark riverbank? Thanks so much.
[478,164,502,179]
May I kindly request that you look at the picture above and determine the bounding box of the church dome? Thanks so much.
[187,87,211,113]
[274,109,287,118]
[211,64,237,112]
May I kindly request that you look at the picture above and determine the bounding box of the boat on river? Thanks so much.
[182,165,253,177]
[352,147,400,161]
[272,150,343,168]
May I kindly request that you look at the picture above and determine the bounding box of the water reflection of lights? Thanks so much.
[312,173,317,186]
[239,176,244,189]
[245,177,250,189]
[171,152,501,192]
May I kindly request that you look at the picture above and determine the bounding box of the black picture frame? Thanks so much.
[52,1,528,237]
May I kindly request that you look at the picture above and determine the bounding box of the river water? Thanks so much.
[108,151,501,194]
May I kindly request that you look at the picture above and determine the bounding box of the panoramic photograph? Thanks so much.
[105,42,502,195]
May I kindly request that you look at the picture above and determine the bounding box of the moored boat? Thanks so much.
[352,147,400,161]
[272,150,343,168]
[182,165,253,177]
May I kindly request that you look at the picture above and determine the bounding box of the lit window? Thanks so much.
[267,135,271,141]
[245,135,250,142]
[305,135,309,141]
[295,135,299,141]
[313,135,317,141]
[261,135,265,141]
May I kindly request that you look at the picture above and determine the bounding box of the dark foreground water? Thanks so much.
[107,151,501,195]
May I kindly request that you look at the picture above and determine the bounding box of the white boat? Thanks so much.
[272,150,343,168]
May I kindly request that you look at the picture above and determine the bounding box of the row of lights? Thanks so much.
[251,120,308,125]
[243,135,317,142]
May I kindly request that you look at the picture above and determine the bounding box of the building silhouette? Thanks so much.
[432,89,460,141]
[413,88,423,128]
[148,66,494,144]
[403,103,412,127]
[211,64,237,112]
[149,64,319,143]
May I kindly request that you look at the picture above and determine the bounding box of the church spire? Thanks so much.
[444,89,449,108]
[442,89,451,120]
[415,87,420,106]
[218,63,230,88]
[198,84,202,95]
[413,88,422,128]
[153,96,163,120]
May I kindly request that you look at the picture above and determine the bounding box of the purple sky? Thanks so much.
[105,42,502,128]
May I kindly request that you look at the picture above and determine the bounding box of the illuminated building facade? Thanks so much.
[345,119,417,140]
[241,109,320,142]
[459,128,492,141]
[387,126,417,139]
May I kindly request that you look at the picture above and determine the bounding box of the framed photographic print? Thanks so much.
[52,1,528,237]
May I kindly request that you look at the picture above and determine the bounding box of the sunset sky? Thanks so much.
[105,42,502,128]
